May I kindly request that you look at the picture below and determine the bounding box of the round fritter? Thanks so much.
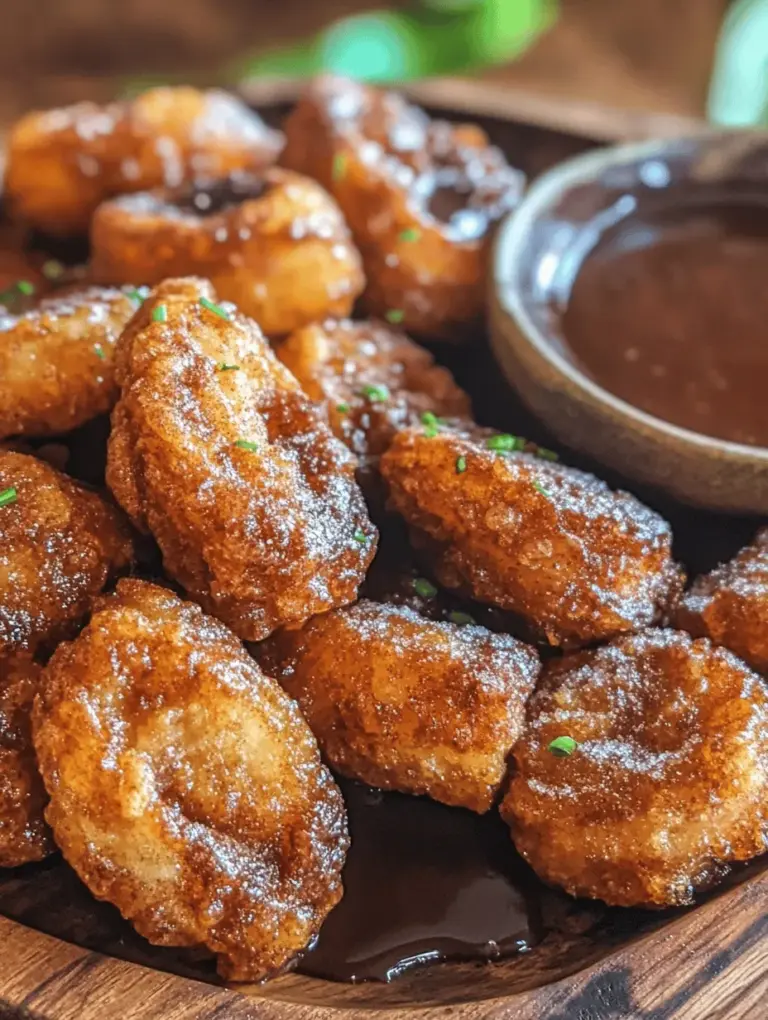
[33,579,348,980]
[91,169,365,336]
[0,657,53,867]
[106,277,376,640]
[258,599,540,813]
[276,318,471,467]
[5,87,283,237]
[502,629,768,907]
[0,449,134,660]
[281,75,524,341]
[0,285,139,439]
[675,528,768,674]
[380,428,682,647]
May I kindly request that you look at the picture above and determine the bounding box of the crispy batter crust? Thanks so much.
[258,599,540,813]
[106,277,376,640]
[675,528,768,674]
[0,449,134,660]
[502,629,768,907]
[91,169,364,336]
[6,87,283,236]
[281,76,524,341]
[33,579,348,980]
[380,428,683,647]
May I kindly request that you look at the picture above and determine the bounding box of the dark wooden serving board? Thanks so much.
[2,78,766,1020]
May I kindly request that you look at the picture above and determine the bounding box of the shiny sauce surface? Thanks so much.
[561,203,768,447]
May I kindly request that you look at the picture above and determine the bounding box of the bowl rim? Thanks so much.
[492,132,768,466]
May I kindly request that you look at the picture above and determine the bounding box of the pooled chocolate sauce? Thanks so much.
[297,780,547,983]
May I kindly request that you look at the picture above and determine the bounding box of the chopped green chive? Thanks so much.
[332,153,347,182]
[448,610,475,626]
[412,577,438,598]
[421,410,445,438]
[399,227,421,243]
[42,259,65,280]
[152,304,168,323]
[217,363,240,372]
[125,287,148,305]
[336,402,350,414]
[0,487,17,508]
[537,447,559,462]
[486,433,524,453]
[456,455,467,474]
[353,529,368,544]
[533,481,552,498]
[385,309,405,325]
[93,344,106,360]
[361,384,390,402]
[234,439,259,452]
[548,736,578,757]
[199,296,230,320]
[16,280,35,296]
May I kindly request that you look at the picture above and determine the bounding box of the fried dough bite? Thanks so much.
[33,579,348,980]
[258,599,540,813]
[277,318,471,473]
[0,657,53,867]
[674,528,768,675]
[0,449,134,660]
[502,629,768,907]
[0,285,139,439]
[6,87,283,237]
[281,76,524,341]
[380,428,682,647]
[91,169,365,336]
[106,277,376,640]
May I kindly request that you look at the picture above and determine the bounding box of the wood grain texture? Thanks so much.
[0,81,764,1020]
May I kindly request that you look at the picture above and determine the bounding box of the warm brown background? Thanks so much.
[0,0,729,122]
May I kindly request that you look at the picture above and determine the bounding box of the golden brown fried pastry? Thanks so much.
[277,318,471,468]
[281,75,524,341]
[33,579,348,980]
[502,629,768,907]
[91,169,365,336]
[258,599,540,813]
[6,87,283,236]
[675,528,768,674]
[0,285,139,439]
[0,449,134,660]
[380,428,682,647]
[106,277,376,640]
[0,657,53,867]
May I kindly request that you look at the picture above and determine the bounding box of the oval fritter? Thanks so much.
[5,87,283,236]
[106,277,376,640]
[32,578,349,980]
[277,317,471,466]
[0,285,139,439]
[258,599,541,813]
[502,629,768,908]
[675,528,768,674]
[380,428,682,647]
[281,75,524,341]
[0,449,134,660]
[91,169,365,337]
[0,657,53,867]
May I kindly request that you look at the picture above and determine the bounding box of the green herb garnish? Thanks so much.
[399,227,421,242]
[199,296,230,320]
[93,344,106,361]
[0,487,17,508]
[353,529,368,544]
[125,287,148,305]
[361,384,390,402]
[412,577,437,598]
[217,363,240,372]
[152,304,168,323]
[456,455,467,474]
[385,309,405,325]
[420,411,445,438]
[332,153,347,181]
[448,610,475,626]
[16,280,35,296]
[336,402,350,414]
[486,433,524,453]
[548,736,578,758]
[536,447,559,462]
[234,439,259,452]
[533,481,552,498]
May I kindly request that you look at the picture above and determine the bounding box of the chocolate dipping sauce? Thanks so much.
[561,203,768,447]
[297,781,547,983]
